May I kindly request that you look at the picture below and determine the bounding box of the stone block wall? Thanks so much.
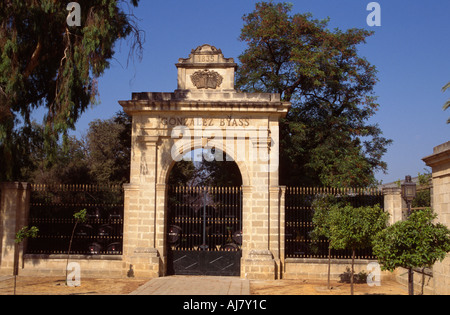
[423,141,450,295]
[0,183,31,276]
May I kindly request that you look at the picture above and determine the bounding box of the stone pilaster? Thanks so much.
[0,183,31,276]
[423,141,450,295]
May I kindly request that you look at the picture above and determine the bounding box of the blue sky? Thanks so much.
[67,0,450,184]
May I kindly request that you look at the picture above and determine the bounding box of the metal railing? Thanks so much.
[285,186,384,259]
[27,184,124,256]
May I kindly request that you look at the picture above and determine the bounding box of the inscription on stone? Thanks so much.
[160,117,250,127]
[195,55,217,63]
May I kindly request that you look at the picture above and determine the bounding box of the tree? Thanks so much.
[327,204,388,295]
[85,112,132,185]
[66,209,87,285]
[32,133,92,185]
[0,121,92,184]
[196,150,243,186]
[443,82,450,124]
[168,160,197,186]
[236,1,392,187]
[0,121,45,181]
[372,208,450,295]
[168,150,243,187]
[311,195,339,290]
[14,226,38,295]
[0,0,143,180]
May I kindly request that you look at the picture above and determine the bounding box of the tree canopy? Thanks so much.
[168,150,243,187]
[443,82,450,124]
[0,0,143,181]
[373,208,450,272]
[236,1,392,187]
[325,203,388,294]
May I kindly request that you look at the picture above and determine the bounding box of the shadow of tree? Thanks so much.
[339,267,368,284]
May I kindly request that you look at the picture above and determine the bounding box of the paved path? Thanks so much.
[129,276,250,295]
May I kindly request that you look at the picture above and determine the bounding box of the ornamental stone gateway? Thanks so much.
[119,44,291,279]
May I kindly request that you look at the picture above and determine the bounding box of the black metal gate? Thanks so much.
[166,186,242,276]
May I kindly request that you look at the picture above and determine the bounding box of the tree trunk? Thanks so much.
[351,248,355,295]
[66,221,78,284]
[408,268,414,295]
[327,246,331,290]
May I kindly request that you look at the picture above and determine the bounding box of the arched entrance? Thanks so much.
[166,149,243,276]
[166,185,243,276]
[119,44,290,279]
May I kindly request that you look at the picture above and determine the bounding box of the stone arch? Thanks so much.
[158,138,252,187]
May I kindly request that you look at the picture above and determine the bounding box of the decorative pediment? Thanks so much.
[191,44,222,55]
[177,44,236,66]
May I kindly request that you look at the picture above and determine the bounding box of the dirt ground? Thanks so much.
[251,278,408,295]
[0,276,407,295]
[0,276,148,295]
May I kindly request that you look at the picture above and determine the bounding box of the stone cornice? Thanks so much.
[422,148,450,167]
[119,95,291,117]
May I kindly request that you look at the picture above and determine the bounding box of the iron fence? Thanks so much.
[167,186,243,276]
[285,186,384,259]
[27,184,124,255]
[167,186,242,252]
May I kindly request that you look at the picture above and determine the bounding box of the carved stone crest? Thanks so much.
[190,70,223,89]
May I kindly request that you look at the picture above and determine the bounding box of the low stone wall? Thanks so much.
[21,255,128,278]
[395,267,434,295]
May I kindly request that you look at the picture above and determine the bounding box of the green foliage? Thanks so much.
[237,2,392,187]
[15,226,39,243]
[0,0,143,180]
[412,172,432,209]
[412,189,431,209]
[443,82,450,124]
[0,122,45,181]
[168,150,243,187]
[195,150,243,186]
[326,204,388,252]
[312,200,388,294]
[7,111,132,185]
[373,208,450,271]
[311,195,339,240]
[169,161,195,185]
[417,170,432,186]
[85,112,131,185]
[73,209,87,223]
[312,196,389,248]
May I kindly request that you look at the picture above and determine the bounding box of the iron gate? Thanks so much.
[167,186,242,276]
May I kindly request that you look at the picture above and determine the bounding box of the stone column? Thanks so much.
[0,182,31,276]
[268,185,285,279]
[155,183,168,276]
[241,128,279,280]
[122,135,162,278]
[382,187,406,225]
[423,141,450,295]
[279,186,286,277]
